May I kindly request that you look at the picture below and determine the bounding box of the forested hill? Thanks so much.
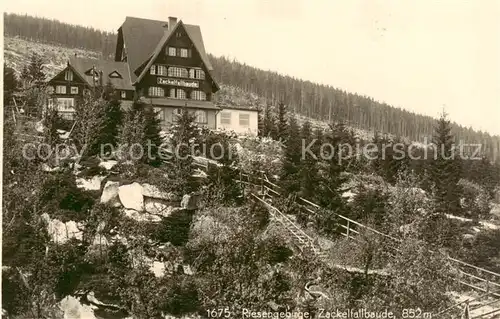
[4,12,500,160]
[3,13,116,58]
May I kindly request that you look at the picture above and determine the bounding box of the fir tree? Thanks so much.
[118,100,163,166]
[73,93,107,158]
[43,105,62,148]
[276,102,288,141]
[98,81,123,150]
[205,132,243,206]
[316,122,352,216]
[262,104,277,139]
[299,121,318,199]
[4,64,18,106]
[23,52,46,87]
[429,111,462,215]
[280,117,302,195]
[168,107,200,195]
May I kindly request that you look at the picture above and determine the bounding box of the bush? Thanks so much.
[153,209,194,246]
[160,278,200,316]
[38,171,96,222]
[458,178,490,219]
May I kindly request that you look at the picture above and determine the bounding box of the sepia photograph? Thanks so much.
[1,0,500,318]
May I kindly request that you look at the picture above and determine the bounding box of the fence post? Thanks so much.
[486,279,490,295]
[346,220,350,239]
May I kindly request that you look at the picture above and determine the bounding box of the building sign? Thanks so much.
[157,77,199,88]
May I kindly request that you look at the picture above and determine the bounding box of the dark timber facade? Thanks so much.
[48,16,220,128]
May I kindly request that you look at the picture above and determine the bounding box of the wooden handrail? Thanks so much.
[195,154,500,295]
[251,193,315,244]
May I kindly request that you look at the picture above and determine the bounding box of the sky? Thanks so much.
[3,0,500,135]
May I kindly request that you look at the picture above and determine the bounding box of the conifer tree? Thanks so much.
[280,117,302,195]
[205,132,243,206]
[168,107,200,195]
[73,93,107,158]
[276,102,288,141]
[43,105,62,148]
[23,52,46,87]
[98,81,123,150]
[299,121,318,199]
[118,100,162,166]
[429,111,462,215]
[316,122,352,213]
[262,104,277,139]
[4,64,18,106]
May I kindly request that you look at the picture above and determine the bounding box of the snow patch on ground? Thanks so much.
[76,175,105,191]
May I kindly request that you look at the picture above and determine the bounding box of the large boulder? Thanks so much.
[181,193,199,210]
[144,198,177,216]
[76,175,105,191]
[123,209,161,223]
[59,296,96,319]
[41,213,83,244]
[118,182,144,211]
[100,181,121,207]
[142,183,179,201]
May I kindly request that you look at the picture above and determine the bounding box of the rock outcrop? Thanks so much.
[118,183,144,211]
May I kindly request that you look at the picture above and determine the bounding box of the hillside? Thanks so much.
[3,12,500,162]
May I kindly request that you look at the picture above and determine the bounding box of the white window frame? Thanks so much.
[56,85,66,94]
[157,65,167,76]
[180,48,188,58]
[168,67,188,78]
[148,86,164,97]
[176,89,186,99]
[168,47,177,56]
[239,113,250,126]
[150,65,156,75]
[170,88,176,98]
[121,91,127,99]
[70,86,78,94]
[194,110,207,124]
[195,69,205,80]
[220,112,231,125]
[56,98,75,111]
[189,69,195,79]
[190,90,206,101]
[65,70,73,81]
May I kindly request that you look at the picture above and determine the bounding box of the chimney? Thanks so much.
[168,16,177,31]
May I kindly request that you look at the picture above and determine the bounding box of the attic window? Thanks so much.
[109,71,122,78]
[85,68,99,77]
[65,70,73,81]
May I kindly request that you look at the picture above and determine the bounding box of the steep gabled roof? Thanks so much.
[134,20,216,86]
[120,17,167,81]
[119,16,215,83]
[68,56,134,90]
